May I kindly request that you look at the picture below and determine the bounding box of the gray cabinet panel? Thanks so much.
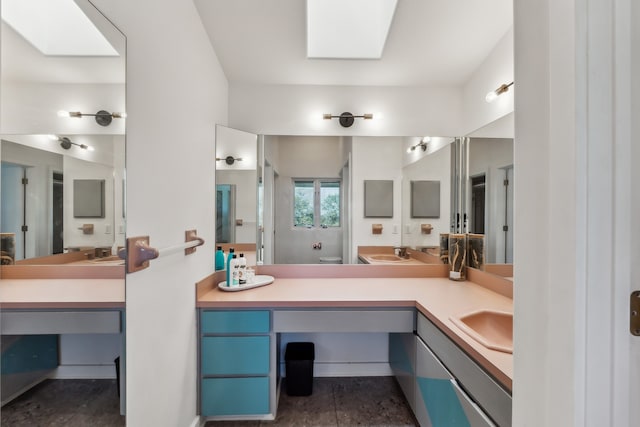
[1,311,121,334]
[273,310,414,333]
[417,313,511,427]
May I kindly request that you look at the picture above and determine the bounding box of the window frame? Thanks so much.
[292,178,342,229]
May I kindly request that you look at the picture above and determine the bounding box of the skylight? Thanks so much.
[306,0,397,59]
[1,0,118,56]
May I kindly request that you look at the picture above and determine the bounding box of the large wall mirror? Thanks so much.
[1,0,126,269]
[214,124,513,269]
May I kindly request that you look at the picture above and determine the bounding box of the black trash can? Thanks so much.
[114,356,120,397]
[285,342,314,396]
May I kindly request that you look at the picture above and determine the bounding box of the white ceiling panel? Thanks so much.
[194,0,513,86]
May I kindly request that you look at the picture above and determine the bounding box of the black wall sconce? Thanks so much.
[407,137,430,153]
[323,112,373,128]
[49,135,94,151]
[216,156,243,165]
[58,110,126,126]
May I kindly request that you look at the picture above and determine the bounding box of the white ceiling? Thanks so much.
[194,0,513,87]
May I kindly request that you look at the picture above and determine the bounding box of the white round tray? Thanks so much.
[218,275,274,292]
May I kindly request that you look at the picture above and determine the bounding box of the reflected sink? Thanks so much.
[368,254,408,262]
[450,310,513,354]
[90,255,124,265]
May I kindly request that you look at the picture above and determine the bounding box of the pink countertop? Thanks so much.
[197,275,513,391]
[0,279,125,309]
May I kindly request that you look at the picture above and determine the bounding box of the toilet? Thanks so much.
[319,257,342,264]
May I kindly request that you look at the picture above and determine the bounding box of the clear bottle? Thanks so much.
[215,246,225,271]
[225,247,235,286]
[230,254,240,287]
[238,253,247,285]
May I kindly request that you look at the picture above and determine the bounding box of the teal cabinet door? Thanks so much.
[201,310,270,334]
[389,333,416,412]
[201,336,270,376]
[416,337,488,427]
[201,377,270,416]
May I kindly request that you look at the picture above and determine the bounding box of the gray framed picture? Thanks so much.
[73,179,105,218]
[364,180,393,217]
[411,180,440,218]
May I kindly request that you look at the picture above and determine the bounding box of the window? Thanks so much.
[293,179,341,228]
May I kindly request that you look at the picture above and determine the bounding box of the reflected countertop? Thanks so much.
[0,278,125,309]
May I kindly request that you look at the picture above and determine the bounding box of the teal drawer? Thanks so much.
[202,336,270,376]
[201,377,269,416]
[201,310,270,334]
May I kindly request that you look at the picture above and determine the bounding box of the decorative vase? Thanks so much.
[448,233,466,281]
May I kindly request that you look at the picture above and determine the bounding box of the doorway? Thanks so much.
[52,172,64,254]
[470,174,486,234]
[216,184,236,244]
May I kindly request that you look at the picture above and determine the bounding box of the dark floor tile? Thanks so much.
[205,422,260,427]
[1,379,123,427]
[266,378,337,426]
[333,377,417,427]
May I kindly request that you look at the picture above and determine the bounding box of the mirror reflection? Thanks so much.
[214,130,514,268]
[0,0,126,267]
[1,134,125,263]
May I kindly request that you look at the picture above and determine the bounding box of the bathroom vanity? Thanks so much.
[196,266,512,426]
[0,278,126,410]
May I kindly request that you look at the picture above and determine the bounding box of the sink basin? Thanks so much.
[368,254,408,262]
[450,310,513,354]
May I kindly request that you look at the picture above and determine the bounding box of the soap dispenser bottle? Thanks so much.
[238,253,247,285]
[230,255,240,287]
[225,247,235,286]
[215,246,225,271]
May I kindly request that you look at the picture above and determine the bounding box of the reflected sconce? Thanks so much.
[407,136,430,153]
[216,156,243,165]
[323,112,373,128]
[485,81,514,103]
[48,135,94,151]
[57,109,126,126]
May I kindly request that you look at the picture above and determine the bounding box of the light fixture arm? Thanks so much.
[56,136,93,151]
[485,81,514,103]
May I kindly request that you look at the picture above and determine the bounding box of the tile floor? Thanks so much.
[0,377,417,427]
[0,379,124,427]
[205,377,418,427]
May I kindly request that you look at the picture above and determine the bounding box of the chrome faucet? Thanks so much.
[394,246,409,258]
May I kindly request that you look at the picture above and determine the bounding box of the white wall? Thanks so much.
[351,137,403,262]
[230,84,463,136]
[513,0,575,425]
[401,143,451,249]
[91,1,228,426]
[0,82,126,136]
[462,27,514,135]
